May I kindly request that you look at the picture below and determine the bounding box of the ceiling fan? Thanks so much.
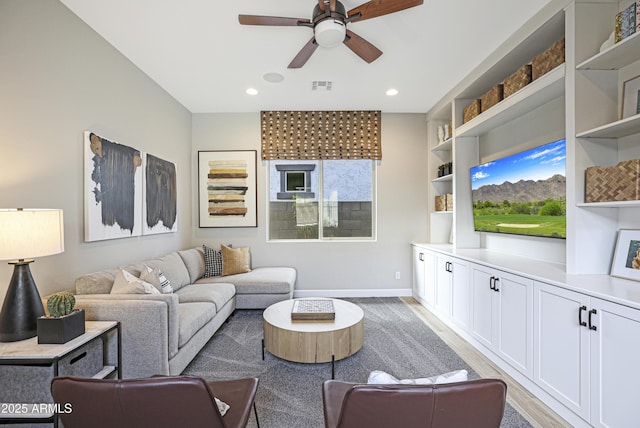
[238,0,424,68]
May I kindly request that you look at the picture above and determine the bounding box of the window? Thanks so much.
[268,160,376,240]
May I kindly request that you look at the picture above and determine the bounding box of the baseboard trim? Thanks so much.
[294,289,412,298]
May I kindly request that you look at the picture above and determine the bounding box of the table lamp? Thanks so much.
[0,209,64,342]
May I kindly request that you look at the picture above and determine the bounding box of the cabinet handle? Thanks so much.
[578,305,587,327]
[419,252,424,261]
[489,276,495,290]
[445,261,452,273]
[588,309,597,331]
[493,277,500,292]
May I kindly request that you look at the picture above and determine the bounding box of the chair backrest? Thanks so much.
[332,378,507,428]
[51,375,225,428]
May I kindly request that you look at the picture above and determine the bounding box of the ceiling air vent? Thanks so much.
[311,81,333,91]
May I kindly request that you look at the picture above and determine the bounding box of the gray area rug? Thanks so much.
[184,297,532,427]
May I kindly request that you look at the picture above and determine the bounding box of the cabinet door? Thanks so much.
[496,271,533,378]
[534,281,590,420]
[450,259,470,331]
[434,254,452,318]
[470,265,495,349]
[590,298,640,428]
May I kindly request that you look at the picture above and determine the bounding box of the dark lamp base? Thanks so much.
[0,261,45,342]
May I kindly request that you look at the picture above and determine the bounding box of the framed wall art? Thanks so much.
[143,153,178,235]
[198,150,257,228]
[610,229,640,281]
[622,74,640,119]
[84,131,143,241]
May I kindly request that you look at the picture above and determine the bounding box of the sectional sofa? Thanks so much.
[66,246,296,378]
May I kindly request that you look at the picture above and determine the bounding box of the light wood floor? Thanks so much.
[401,297,571,428]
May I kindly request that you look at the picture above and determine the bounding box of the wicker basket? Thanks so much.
[463,99,481,124]
[585,159,640,202]
[532,38,565,80]
[435,195,447,211]
[480,84,504,111]
[445,193,453,211]
[504,64,532,98]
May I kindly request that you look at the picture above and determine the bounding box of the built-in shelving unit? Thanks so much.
[419,1,640,427]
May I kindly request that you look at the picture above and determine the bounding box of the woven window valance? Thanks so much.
[260,111,381,160]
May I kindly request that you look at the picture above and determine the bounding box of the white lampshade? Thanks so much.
[0,209,64,261]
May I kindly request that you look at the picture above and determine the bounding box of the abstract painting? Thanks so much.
[143,153,178,235]
[198,150,257,228]
[84,131,142,241]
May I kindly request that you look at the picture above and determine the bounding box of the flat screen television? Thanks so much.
[470,138,566,239]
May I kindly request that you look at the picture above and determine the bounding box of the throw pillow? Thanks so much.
[111,269,160,295]
[215,398,230,416]
[221,244,251,276]
[140,265,174,294]
[367,369,468,385]
[203,245,223,278]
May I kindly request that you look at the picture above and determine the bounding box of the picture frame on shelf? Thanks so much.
[610,229,640,281]
[621,74,640,119]
[197,150,258,228]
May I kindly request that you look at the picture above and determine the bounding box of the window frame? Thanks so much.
[267,159,377,242]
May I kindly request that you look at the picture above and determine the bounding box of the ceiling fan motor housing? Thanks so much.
[312,1,347,48]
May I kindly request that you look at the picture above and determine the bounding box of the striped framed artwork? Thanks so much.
[198,150,257,228]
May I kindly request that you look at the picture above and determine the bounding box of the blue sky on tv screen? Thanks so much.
[471,139,566,189]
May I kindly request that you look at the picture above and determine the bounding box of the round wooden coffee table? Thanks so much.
[263,298,364,364]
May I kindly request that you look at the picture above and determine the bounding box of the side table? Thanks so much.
[0,321,121,427]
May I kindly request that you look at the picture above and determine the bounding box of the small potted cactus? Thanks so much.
[37,291,85,344]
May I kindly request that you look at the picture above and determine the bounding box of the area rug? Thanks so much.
[184,297,532,427]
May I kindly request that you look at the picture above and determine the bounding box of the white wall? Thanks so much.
[192,113,429,295]
[0,0,192,301]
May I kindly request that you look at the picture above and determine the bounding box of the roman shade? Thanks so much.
[260,111,381,160]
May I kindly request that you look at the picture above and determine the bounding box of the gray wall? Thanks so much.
[0,0,192,300]
[192,113,428,295]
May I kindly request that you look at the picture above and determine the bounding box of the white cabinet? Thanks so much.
[471,264,533,378]
[434,253,469,329]
[534,281,640,427]
[412,245,435,308]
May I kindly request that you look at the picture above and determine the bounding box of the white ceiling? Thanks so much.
[59,0,554,113]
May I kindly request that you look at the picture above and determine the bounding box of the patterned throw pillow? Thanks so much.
[203,245,223,277]
[140,265,174,294]
[111,269,160,295]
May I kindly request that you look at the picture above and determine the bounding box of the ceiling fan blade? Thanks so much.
[238,15,310,26]
[318,0,337,12]
[348,0,423,22]
[317,0,326,11]
[344,30,382,63]
[288,38,319,69]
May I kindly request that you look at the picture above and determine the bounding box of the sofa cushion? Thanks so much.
[196,267,295,295]
[75,269,119,295]
[140,265,174,294]
[146,252,191,291]
[177,302,216,348]
[178,247,206,284]
[175,283,235,312]
[221,245,251,276]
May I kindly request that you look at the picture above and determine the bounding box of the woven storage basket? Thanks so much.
[585,159,640,202]
[504,64,532,98]
[480,84,504,111]
[463,99,481,123]
[532,38,565,80]
[435,195,447,211]
[445,193,453,211]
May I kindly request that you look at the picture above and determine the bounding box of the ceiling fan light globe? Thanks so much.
[315,19,346,48]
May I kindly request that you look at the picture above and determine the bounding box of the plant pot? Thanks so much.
[37,309,85,344]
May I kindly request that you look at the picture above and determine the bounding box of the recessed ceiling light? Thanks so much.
[263,72,285,83]
[246,87,258,95]
[386,88,399,96]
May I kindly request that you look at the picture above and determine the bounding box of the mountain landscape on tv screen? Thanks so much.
[472,174,566,203]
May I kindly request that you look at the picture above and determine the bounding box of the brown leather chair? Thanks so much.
[322,378,507,428]
[51,375,259,428]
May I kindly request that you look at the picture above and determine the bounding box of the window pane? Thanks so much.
[322,160,373,238]
[269,161,319,239]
